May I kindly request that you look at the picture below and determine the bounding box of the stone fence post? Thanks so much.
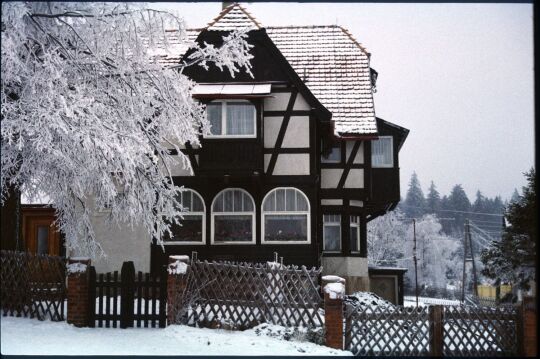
[66,257,91,327]
[166,255,190,325]
[323,275,346,350]
[521,296,537,357]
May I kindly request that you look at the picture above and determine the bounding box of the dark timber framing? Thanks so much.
[266,89,298,175]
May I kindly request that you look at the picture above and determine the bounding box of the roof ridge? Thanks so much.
[205,2,262,30]
[338,26,370,57]
[267,24,340,29]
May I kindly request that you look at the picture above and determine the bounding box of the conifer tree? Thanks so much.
[481,169,537,290]
[426,181,441,214]
[404,172,426,218]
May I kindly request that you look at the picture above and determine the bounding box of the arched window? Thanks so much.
[262,188,310,244]
[166,189,205,244]
[211,188,255,244]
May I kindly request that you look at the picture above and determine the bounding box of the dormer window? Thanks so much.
[206,100,256,138]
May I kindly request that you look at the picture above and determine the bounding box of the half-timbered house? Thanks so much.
[16,3,409,296]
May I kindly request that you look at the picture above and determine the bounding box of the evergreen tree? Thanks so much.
[510,188,520,204]
[447,184,471,234]
[481,169,537,290]
[426,181,441,214]
[403,172,426,218]
[472,190,487,213]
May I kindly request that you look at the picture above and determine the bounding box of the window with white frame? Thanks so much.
[371,136,393,168]
[350,216,360,253]
[206,100,256,137]
[262,188,310,243]
[323,214,341,252]
[212,188,255,244]
[166,189,205,244]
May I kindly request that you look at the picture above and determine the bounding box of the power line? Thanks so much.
[399,204,504,217]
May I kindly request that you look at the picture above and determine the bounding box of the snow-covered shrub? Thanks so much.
[253,324,325,346]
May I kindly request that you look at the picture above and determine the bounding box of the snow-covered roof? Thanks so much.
[154,3,378,136]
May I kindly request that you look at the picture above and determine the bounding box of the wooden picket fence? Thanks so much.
[0,250,66,321]
[177,260,323,330]
[88,261,167,328]
[344,302,521,356]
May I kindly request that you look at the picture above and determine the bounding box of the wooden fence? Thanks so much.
[344,302,520,356]
[0,250,66,321]
[88,261,167,328]
[178,260,323,330]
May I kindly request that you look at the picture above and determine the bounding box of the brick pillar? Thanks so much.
[66,257,91,327]
[522,296,537,357]
[166,255,190,325]
[323,276,346,350]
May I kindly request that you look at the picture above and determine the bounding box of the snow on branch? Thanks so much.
[1,2,253,258]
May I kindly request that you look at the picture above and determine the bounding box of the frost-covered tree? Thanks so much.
[367,209,408,267]
[481,169,537,290]
[1,2,253,256]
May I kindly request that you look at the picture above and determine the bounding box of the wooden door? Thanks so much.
[22,206,61,256]
[370,276,398,304]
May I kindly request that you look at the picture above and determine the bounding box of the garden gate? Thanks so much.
[88,261,167,328]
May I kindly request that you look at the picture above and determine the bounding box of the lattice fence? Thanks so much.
[345,305,430,356]
[177,260,323,330]
[1,250,66,321]
[344,303,520,357]
[443,305,519,357]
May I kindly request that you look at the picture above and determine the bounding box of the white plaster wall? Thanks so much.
[321,199,343,205]
[264,92,311,111]
[350,200,364,207]
[89,216,151,273]
[346,141,364,164]
[264,116,282,147]
[322,257,369,277]
[264,116,310,148]
[282,116,310,148]
[344,169,364,188]
[321,169,343,188]
[264,154,310,175]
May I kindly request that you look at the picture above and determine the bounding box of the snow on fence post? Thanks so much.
[66,257,91,327]
[323,275,346,350]
[521,296,537,357]
[166,255,190,325]
[429,305,443,356]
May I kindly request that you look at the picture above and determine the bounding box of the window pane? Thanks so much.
[285,189,296,211]
[242,192,254,212]
[350,226,359,252]
[296,192,308,211]
[263,191,276,212]
[323,225,341,252]
[224,190,233,212]
[192,193,204,212]
[372,137,393,167]
[214,215,252,242]
[37,226,49,254]
[322,146,341,163]
[264,214,308,242]
[168,215,203,242]
[275,189,285,211]
[226,102,255,135]
[207,103,222,135]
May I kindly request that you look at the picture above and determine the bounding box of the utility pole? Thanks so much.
[467,220,479,297]
[461,219,479,303]
[412,218,419,308]
[461,221,468,303]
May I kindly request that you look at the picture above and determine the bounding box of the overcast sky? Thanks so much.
[151,2,535,201]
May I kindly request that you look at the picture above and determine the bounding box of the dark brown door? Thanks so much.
[22,207,61,256]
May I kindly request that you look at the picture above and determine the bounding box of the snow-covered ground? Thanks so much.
[0,317,351,356]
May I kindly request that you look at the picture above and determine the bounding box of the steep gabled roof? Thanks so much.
[206,3,262,31]
[154,3,378,136]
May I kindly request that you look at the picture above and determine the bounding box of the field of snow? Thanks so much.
[0,316,351,356]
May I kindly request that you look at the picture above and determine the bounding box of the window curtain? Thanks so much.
[227,103,255,135]
[372,137,392,166]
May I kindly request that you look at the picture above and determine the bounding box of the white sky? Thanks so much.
[151,2,535,200]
